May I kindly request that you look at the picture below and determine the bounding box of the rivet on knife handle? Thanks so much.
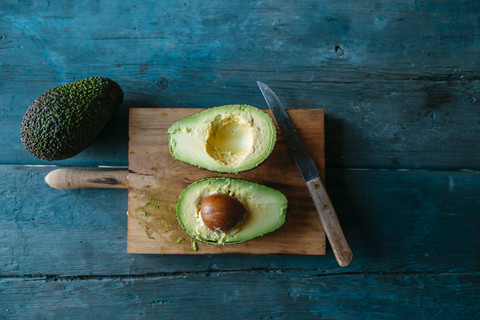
[306,177,353,267]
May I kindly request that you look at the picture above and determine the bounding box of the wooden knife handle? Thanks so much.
[306,177,353,267]
[45,169,128,189]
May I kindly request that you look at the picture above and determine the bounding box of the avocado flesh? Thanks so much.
[20,77,123,161]
[168,105,276,173]
[176,177,287,245]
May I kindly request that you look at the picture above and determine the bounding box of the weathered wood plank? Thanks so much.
[2,1,480,317]
[1,166,479,275]
[1,0,480,168]
[1,271,478,319]
[127,108,325,255]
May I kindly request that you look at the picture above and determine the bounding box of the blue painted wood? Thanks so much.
[1,0,480,168]
[1,0,480,318]
[1,166,478,275]
[1,272,479,319]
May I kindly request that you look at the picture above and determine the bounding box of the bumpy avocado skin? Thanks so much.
[20,77,123,161]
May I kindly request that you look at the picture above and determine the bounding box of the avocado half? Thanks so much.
[168,105,276,173]
[176,177,287,245]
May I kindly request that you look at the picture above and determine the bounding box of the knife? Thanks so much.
[257,81,353,267]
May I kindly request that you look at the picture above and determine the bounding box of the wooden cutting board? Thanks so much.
[127,108,326,254]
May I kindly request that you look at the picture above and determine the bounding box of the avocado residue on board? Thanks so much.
[128,182,190,248]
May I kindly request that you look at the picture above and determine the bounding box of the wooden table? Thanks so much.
[1,1,479,318]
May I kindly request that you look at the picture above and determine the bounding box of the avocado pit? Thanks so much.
[200,193,247,232]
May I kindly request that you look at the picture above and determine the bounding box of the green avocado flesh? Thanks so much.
[20,77,123,161]
[168,105,276,173]
[176,177,287,245]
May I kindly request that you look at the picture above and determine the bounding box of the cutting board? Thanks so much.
[127,108,326,254]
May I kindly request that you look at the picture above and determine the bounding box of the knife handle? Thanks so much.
[306,177,353,267]
[45,169,128,189]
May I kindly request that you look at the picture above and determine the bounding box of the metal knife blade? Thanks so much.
[257,81,319,182]
[257,81,353,267]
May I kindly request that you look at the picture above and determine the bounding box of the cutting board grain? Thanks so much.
[127,108,325,254]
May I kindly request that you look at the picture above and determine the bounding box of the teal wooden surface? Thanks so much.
[1,167,479,275]
[2,272,478,319]
[1,0,480,169]
[1,0,479,319]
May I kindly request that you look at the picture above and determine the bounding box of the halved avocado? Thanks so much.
[168,105,276,173]
[176,177,287,245]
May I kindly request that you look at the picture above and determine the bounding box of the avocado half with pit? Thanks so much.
[168,105,276,173]
[176,177,287,245]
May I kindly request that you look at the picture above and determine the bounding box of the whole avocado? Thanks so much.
[20,77,123,161]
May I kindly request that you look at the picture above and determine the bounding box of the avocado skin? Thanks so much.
[20,77,123,161]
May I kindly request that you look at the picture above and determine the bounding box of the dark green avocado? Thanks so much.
[20,77,123,161]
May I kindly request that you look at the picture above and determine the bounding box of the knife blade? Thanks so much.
[257,81,353,267]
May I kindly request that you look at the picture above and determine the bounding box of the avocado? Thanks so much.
[176,177,287,245]
[20,77,123,161]
[168,105,276,173]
